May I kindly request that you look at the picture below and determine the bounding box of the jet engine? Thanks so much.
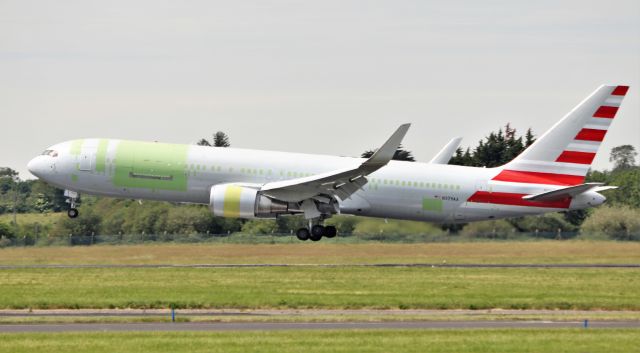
[209,184,290,219]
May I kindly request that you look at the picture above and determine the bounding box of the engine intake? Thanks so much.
[209,184,289,219]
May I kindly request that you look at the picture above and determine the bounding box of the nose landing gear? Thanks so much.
[67,208,79,218]
[64,190,79,218]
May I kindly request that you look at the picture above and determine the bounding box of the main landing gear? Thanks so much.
[296,224,337,241]
[64,190,79,219]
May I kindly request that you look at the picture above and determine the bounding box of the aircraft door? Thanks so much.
[79,149,95,171]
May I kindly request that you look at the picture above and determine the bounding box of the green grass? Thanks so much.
[1,267,638,310]
[0,329,638,353]
[1,241,639,265]
[0,212,63,227]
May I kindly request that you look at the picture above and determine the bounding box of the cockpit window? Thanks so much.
[41,150,58,157]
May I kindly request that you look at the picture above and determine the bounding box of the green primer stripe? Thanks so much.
[95,139,108,173]
[113,141,189,191]
[422,198,443,212]
[69,140,83,155]
[223,186,242,218]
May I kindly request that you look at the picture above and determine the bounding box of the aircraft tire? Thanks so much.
[67,208,79,218]
[324,225,337,238]
[296,228,310,241]
[309,225,324,241]
[311,225,325,236]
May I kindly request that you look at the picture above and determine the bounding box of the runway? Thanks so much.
[1,320,638,332]
[1,263,639,269]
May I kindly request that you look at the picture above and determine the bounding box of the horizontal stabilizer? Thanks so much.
[429,137,462,164]
[593,185,618,193]
[522,183,608,202]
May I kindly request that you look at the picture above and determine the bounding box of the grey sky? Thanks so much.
[1,0,639,179]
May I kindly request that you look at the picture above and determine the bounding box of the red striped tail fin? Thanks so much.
[495,85,629,186]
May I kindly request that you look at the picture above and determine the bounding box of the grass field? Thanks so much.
[1,267,638,310]
[1,241,639,265]
[0,329,638,353]
[0,212,63,227]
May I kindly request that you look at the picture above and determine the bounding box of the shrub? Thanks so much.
[0,222,15,238]
[509,213,578,232]
[52,208,101,237]
[459,220,516,239]
[0,237,11,248]
[352,218,446,241]
[240,219,278,235]
[325,215,359,235]
[580,205,640,240]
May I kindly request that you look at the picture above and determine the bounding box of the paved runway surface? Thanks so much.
[1,320,638,332]
[1,263,639,269]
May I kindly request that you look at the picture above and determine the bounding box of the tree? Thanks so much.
[213,131,231,147]
[196,139,211,146]
[449,124,534,167]
[524,128,536,147]
[610,145,637,170]
[361,145,415,162]
[0,167,18,179]
[197,131,231,147]
[449,147,475,167]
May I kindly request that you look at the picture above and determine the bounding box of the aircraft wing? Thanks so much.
[522,182,613,202]
[260,124,411,202]
[429,137,462,164]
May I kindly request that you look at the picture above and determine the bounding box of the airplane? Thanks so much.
[28,85,628,241]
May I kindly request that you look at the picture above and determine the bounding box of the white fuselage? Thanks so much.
[28,138,600,224]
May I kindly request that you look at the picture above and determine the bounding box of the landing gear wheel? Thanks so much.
[296,228,310,241]
[310,225,325,241]
[67,208,79,218]
[324,225,337,238]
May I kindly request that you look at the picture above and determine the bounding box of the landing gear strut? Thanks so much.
[64,190,79,219]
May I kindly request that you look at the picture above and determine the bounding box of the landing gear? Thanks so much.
[310,225,325,241]
[296,228,310,241]
[295,224,337,242]
[324,225,337,238]
[64,190,79,219]
[67,208,79,218]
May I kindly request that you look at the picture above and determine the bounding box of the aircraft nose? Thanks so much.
[27,156,46,177]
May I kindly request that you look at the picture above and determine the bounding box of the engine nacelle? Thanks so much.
[209,184,289,219]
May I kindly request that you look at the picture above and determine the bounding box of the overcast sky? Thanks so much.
[1,0,639,179]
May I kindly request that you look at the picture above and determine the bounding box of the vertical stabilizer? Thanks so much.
[496,85,629,186]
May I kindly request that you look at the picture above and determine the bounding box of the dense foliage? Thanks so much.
[361,145,416,162]
[449,124,535,167]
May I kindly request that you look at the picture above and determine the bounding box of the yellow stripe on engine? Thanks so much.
[223,185,242,218]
